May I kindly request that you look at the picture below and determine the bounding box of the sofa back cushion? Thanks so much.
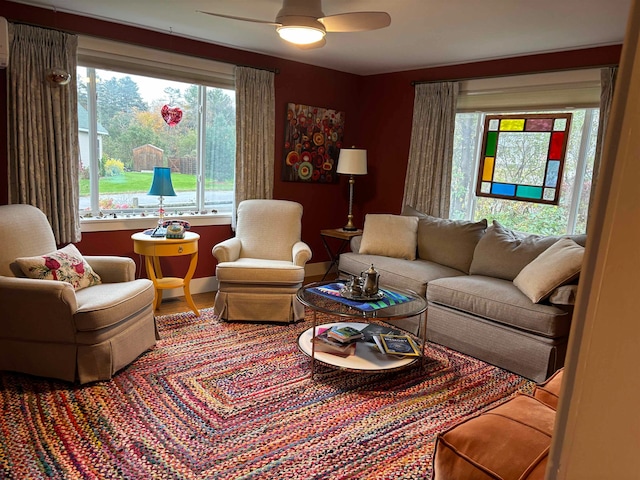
[359,214,419,260]
[470,221,566,281]
[402,205,487,273]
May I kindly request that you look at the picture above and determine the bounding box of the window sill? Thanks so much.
[80,213,232,232]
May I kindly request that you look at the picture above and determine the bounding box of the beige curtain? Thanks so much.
[402,82,459,217]
[587,66,618,228]
[234,66,275,223]
[7,23,80,244]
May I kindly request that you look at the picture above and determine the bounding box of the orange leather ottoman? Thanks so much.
[432,394,556,480]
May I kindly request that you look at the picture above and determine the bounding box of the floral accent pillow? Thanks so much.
[15,244,102,291]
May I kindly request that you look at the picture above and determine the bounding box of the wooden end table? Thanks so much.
[131,231,200,316]
[320,228,363,280]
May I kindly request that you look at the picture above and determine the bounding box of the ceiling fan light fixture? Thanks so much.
[277,25,325,44]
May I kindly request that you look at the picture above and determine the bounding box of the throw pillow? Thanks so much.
[359,214,419,260]
[469,221,560,281]
[401,205,488,272]
[513,238,584,303]
[15,244,102,291]
[417,216,487,273]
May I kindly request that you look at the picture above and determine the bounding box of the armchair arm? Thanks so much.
[292,241,312,267]
[350,235,363,254]
[0,276,78,342]
[212,237,242,263]
[84,256,135,283]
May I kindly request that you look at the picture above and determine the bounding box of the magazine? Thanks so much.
[379,334,421,357]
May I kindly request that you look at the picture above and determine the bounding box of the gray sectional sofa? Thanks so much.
[338,207,585,382]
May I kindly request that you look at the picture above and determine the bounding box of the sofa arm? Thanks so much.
[84,256,135,283]
[212,237,242,263]
[0,276,79,342]
[350,235,363,253]
[292,241,312,267]
[548,284,579,306]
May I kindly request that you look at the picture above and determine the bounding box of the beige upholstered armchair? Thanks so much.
[0,204,158,384]
[212,199,312,323]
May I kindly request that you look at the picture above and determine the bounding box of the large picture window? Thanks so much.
[78,67,235,218]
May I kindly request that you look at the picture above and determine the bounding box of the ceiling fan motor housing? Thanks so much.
[276,0,325,20]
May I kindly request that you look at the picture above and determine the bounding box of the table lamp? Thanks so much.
[148,166,176,237]
[336,148,368,231]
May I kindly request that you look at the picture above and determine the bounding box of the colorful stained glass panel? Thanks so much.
[476,113,571,206]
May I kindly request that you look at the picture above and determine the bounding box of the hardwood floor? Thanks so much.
[154,274,329,315]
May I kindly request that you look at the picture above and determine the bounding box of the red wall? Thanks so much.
[0,0,622,281]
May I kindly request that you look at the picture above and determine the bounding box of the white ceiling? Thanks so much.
[10,0,632,75]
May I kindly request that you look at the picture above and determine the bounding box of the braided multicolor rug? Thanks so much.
[0,308,533,479]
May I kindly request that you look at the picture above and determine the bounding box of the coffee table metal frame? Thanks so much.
[296,280,428,377]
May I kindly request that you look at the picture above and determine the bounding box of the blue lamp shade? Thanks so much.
[148,167,176,197]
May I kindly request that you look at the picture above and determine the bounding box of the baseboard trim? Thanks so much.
[160,261,331,299]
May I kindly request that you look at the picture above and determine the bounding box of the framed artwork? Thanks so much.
[282,103,345,183]
[476,113,572,205]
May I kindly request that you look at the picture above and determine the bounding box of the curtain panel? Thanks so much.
[402,82,459,217]
[587,66,618,230]
[234,66,275,225]
[7,23,80,244]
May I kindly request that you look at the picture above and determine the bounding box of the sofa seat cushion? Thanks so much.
[339,252,465,296]
[75,279,154,332]
[427,276,571,338]
[432,394,554,480]
[216,259,305,285]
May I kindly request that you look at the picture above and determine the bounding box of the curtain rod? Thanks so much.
[10,20,280,75]
[236,64,280,74]
[410,64,618,86]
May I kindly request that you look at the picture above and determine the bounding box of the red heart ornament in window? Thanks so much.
[161,104,183,126]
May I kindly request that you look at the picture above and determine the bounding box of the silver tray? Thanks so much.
[339,287,385,301]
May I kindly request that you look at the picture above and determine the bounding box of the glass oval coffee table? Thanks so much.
[296,280,427,377]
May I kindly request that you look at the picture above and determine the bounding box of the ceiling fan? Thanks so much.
[198,0,391,49]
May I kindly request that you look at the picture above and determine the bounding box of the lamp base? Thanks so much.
[342,225,358,231]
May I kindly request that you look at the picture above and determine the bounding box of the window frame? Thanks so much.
[77,37,236,232]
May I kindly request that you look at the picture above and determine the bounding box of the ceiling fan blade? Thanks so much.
[319,12,391,32]
[197,10,280,26]
[293,38,327,50]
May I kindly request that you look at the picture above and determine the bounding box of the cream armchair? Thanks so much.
[212,199,312,323]
[0,204,158,384]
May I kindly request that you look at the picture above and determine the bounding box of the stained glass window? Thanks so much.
[475,113,572,205]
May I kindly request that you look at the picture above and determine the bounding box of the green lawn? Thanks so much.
[79,172,231,195]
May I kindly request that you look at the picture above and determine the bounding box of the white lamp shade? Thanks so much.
[336,149,368,175]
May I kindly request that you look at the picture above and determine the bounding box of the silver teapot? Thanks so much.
[360,264,380,296]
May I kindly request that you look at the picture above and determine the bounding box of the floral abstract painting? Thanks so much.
[282,103,345,183]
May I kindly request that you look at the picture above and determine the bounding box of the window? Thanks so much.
[78,68,235,218]
[76,37,236,222]
[451,108,599,235]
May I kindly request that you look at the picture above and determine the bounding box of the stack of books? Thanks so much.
[312,326,363,357]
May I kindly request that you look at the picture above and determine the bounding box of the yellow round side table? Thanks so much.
[132,231,200,316]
